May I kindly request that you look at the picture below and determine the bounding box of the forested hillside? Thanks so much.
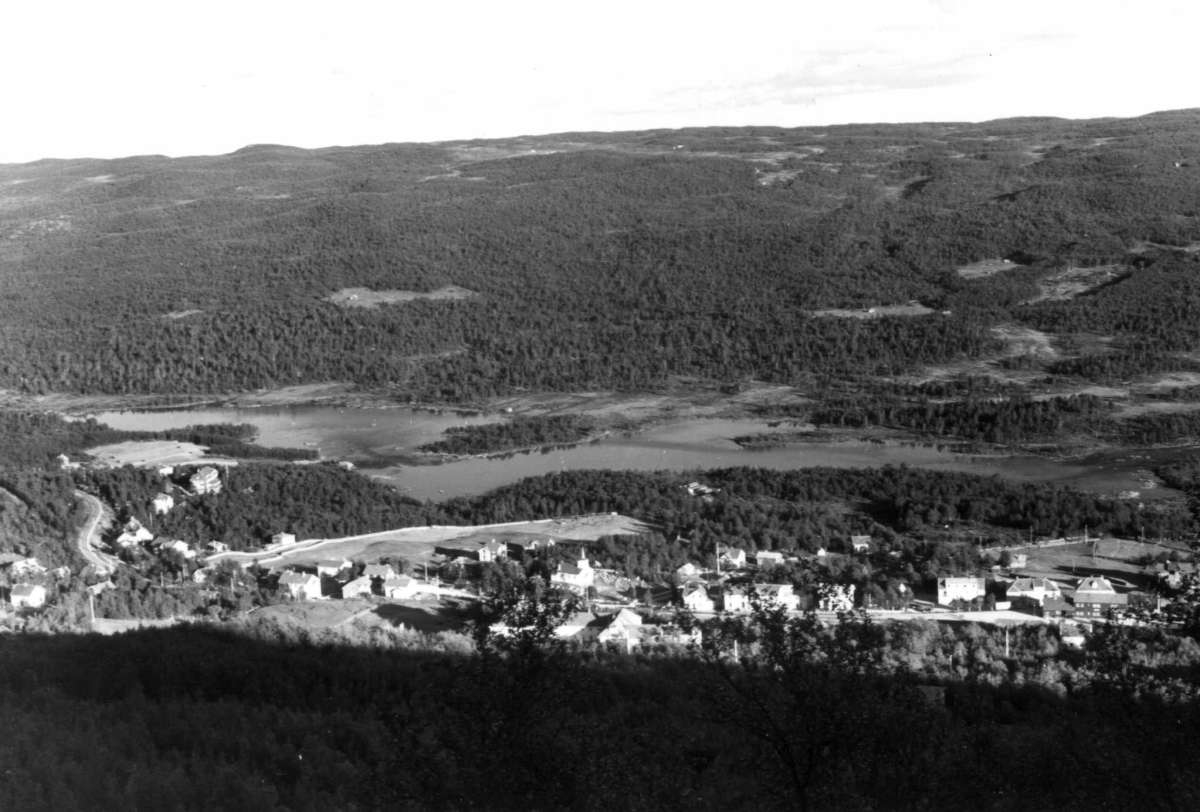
[3,111,1200,399]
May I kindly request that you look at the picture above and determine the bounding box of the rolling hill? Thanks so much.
[3,110,1200,401]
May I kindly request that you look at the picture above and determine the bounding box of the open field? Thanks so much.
[85,440,240,468]
[1007,538,1187,588]
[325,285,477,308]
[251,599,375,629]
[246,597,475,634]
[990,324,1058,360]
[810,303,937,319]
[208,513,650,570]
[1022,264,1128,303]
[955,258,1023,279]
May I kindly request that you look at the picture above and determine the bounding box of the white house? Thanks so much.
[719,546,747,569]
[685,482,720,497]
[478,539,508,563]
[279,571,323,600]
[595,608,644,647]
[850,535,872,553]
[383,576,429,600]
[316,559,351,578]
[681,584,715,613]
[151,492,175,515]
[189,466,222,495]
[269,532,296,548]
[341,576,374,599]
[115,519,154,548]
[675,562,701,580]
[156,465,175,478]
[1006,577,1061,606]
[56,454,80,471]
[205,540,230,554]
[755,550,785,568]
[156,539,196,560]
[720,586,751,613]
[10,584,46,609]
[550,552,595,591]
[524,537,556,552]
[937,577,986,606]
[363,563,396,581]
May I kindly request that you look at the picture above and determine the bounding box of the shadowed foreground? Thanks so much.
[1,621,1199,811]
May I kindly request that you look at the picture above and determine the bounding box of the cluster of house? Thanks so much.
[680,581,800,613]
[112,516,229,562]
[276,560,438,602]
[937,574,1135,619]
[1,555,69,610]
[672,544,813,613]
[491,604,700,651]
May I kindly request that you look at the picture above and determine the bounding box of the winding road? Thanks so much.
[73,489,120,575]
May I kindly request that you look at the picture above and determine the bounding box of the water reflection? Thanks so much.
[93,407,1196,502]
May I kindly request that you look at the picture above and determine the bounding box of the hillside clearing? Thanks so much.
[209,513,650,570]
[1022,264,1128,303]
[956,258,1022,279]
[810,303,937,319]
[86,440,240,468]
[325,285,477,308]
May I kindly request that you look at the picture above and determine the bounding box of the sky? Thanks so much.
[2,0,1197,163]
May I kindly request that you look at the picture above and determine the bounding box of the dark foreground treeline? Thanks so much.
[1,621,1199,811]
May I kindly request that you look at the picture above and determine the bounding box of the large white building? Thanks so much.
[550,552,595,591]
[10,584,46,609]
[189,466,222,495]
[937,577,986,606]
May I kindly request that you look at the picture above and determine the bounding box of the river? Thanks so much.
[92,407,1194,502]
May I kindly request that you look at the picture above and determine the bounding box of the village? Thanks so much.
[3,465,1198,647]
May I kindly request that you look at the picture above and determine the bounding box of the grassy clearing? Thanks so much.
[356,598,474,634]
[1009,538,1186,588]
[85,440,240,468]
[955,258,1022,279]
[1022,265,1128,303]
[325,285,477,308]
[251,600,375,629]
[810,303,937,319]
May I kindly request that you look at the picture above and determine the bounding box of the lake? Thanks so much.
[93,407,1193,502]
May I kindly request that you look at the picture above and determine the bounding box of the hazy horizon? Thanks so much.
[4,0,1198,164]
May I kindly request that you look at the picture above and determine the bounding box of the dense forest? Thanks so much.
[74,464,437,550]
[418,415,598,455]
[4,112,1200,400]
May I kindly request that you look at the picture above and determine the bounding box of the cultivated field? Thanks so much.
[1007,538,1186,588]
[86,440,240,468]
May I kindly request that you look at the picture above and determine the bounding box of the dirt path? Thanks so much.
[73,490,120,575]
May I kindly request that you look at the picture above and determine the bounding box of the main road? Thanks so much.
[73,489,120,575]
